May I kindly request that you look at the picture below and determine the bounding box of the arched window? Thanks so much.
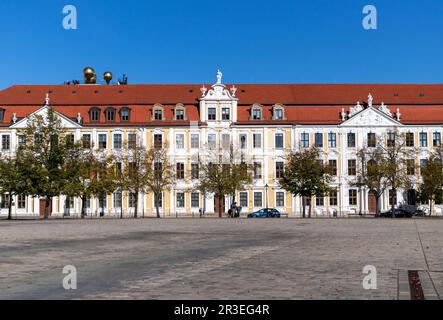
[89,107,100,122]
[175,104,186,121]
[250,104,263,120]
[273,104,286,120]
[120,107,131,122]
[152,104,164,121]
[105,107,116,122]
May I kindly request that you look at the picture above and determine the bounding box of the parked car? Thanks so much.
[377,208,413,218]
[247,208,281,218]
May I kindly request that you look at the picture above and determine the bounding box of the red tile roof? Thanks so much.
[1,84,443,126]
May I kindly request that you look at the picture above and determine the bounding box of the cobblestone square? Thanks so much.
[0,218,442,300]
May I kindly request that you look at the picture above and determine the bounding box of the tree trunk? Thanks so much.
[302,196,306,218]
[134,192,138,219]
[375,196,381,216]
[430,197,433,217]
[44,197,51,220]
[7,193,13,221]
[391,188,396,218]
[155,193,160,218]
[218,195,223,218]
[81,196,86,219]
[308,196,312,218]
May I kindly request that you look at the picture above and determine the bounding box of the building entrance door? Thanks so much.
[39,199,52,217]
[368,192,377,214]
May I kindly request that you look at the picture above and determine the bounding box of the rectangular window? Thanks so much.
[208,108,216,121]
[239,192,248,207]
[191,163,199,179]
[154,193,163,208]
[82,134,91,149]
[18,135,26,148]
[275,133,284,149]
[387,132,396,147]
[406,132,415,147]
[176,109,185,120]
[128,133,137,149]
[314,133,323,148]
[154,134,163,149]
[349,189,357,206]
[276,162,284,179]
[253,162,262,179]
[407,159,415,175]
[347,133,356,148]
[17,194,26,209]
[176,193,185,208]
[433,132,441,147]
[329,160,337,176]
[348,160,357,176]
[389,190,397,206]
[276,192,285,207]
[1,135,10,150]
[114,192,122,208]
[65,197,75,209]
[222,108,230,120]
[274,109,283,120]
[191,193,200,208]
[252,109,262,120]
[301,133,310,148]
[420,132,428,147]
[222,134,230,149]
[65,134,74,147]
[176,163,185,180]
[253,133,262,149]
[121,109,130,122]
[191,134,199,149]
[176,134,185,149]
[367,133,376,148]
[240,134,247,149]
[98,134,107,149]
[316,196,324,207]
[129,193,137,208]
[254,192,263,207]
[329,191,338,206]
[113,134,122,149]
[328,133,337,148]
[420,159,429,175]
[154,109,163,121]
[1,194,9,209]
[208,134,216,149]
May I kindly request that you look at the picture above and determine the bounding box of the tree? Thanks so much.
[418,155,443,215]
[196,144,253,218]
[279,147,332,218]
[19,107,75,219]
[353,147,390,216]
[145,142,175,218]
[120,140,150,218]
[0,148,31,220]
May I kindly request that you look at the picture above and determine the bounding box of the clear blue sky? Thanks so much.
[0,0,442,89]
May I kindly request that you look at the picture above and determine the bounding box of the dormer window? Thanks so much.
[273,104,286,120]
[250,104,263,120]
[120,107,130,122]
[0,109,4,122]
[152,104,164,121]
[105,108,116,122]
[89,107,100,122]
[175,104,186,121]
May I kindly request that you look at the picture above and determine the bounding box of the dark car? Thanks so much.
[247,208,281,218]
[377,208,413,218]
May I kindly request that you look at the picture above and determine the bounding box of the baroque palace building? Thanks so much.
[1,70,443,218]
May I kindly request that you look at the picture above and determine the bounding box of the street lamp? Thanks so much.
[265,184,269,210]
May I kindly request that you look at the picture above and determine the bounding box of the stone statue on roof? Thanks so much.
[216,69,223,85]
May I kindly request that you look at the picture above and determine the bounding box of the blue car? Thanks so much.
[247,208,281,218]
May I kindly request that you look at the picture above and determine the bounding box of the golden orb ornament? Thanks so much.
[83,67,96,84]
[103,71,113,84]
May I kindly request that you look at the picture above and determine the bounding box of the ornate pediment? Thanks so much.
[200,70,238,102]
[340,107,402,127]
[10,94,82,129]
